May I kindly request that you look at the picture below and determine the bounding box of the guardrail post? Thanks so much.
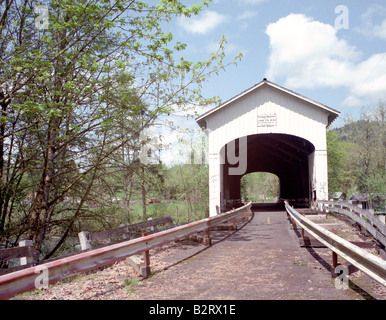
[147,217,156,232]
[119,224,131,240]
[142,232,151,277]
[78,231,91,250]
[204,228,212,246]
[301,212,305,238]
[19,240,36,266]
[332,251,339,268]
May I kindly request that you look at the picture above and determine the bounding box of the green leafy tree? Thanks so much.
[327,130,347,193]
[0,0,241,260]
[241,172,279,202]
[329,101,385,201]
[344,102,385,195]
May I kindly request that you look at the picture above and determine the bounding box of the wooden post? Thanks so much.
[301,213,305,238]
[147,217,155,232]
[332,251,339,268]
[205,228,212,246]
[142,232,151,276]
[19,240,35,266]
[78,231,91,250]
[119,224,131,240]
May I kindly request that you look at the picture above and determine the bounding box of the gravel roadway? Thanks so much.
[18,204,385,300]
[129,205,385,300]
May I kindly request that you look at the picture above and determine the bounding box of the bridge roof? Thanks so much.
[196,78,340,129]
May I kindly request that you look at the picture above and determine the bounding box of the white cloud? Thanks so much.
[150,107,212,166]
[355,4,386,39]
[178,10,228,35]
[238,10,258,20]
[265,14,386,107]
[236,10,258,31]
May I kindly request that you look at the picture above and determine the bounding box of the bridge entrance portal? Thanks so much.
[241,171,280,204]
[196,79,340,216]
[220,133,315,211]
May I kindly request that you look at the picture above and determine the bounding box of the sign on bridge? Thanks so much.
[257,114,277,127]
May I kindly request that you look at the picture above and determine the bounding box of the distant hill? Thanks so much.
[332,120,375,142]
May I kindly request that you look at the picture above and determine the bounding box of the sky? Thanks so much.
[152,0,386,164]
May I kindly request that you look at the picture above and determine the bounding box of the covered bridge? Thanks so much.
[196,79,340,216]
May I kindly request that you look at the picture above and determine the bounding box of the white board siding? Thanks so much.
[206,86,328,154]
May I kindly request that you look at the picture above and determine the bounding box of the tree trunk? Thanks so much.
[29,121,56,258]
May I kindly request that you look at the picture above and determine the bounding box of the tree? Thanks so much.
[241,172,279,201]
[344,102,385,195]
[327,130,347,192]
[0,0,242,260]
[329,101,386,199]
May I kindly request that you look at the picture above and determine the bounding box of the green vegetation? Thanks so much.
[0,0,240,266]
[122,277,140,294]
[292,260,308,267]
[241,172,279,202]
[327,102,385,207]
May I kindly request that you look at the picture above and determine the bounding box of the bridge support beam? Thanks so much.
[209,153,221,217]
[311,150,329,203]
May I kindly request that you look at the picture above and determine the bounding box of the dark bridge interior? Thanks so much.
[221,133,315,210]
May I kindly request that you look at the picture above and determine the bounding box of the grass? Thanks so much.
[122,277,140,294]
[81,199,208,234]
[292,260,308,267]
[126,200,208,225]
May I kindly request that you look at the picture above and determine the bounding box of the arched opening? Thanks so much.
[220,133,315,211]
[241,172,280,203]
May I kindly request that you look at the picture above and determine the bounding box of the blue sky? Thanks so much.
[154,0,386,164]
[166,0,386,127]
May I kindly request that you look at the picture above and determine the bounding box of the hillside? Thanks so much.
[327,106,385,209]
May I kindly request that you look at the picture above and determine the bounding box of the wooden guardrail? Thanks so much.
[224,199,243,211]
[0,217,175,276]
[78,216,175,250]
[0,241,39,276]
[316,200,386,249]
[77,216,175,278]
[285,201,386,287]
[0,202,252,300]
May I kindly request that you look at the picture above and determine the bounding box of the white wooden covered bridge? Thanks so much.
[196,79,340,217]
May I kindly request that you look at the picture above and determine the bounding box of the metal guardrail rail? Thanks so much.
[285,201,386,287]
[316,200,386,248]
[0,202,252,300]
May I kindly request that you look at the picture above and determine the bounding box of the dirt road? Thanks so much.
[129,207,384,300]
[20,205,385,300]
